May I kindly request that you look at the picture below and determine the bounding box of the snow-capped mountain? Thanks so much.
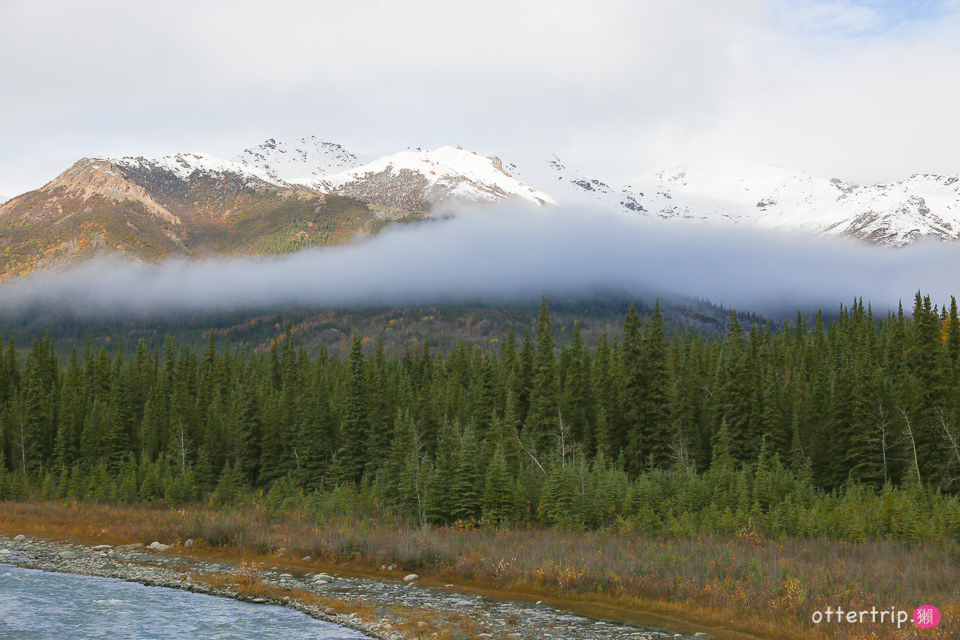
[497,149,645,214]
[41,134,960,248]
[5,133,960,284]
[235,139,555,209]
[300,146,554,209]
[454,149,958,246]
[234,136,359,183]
[0,140,559,280]
[114,151,289,190]
[626,165,960,246]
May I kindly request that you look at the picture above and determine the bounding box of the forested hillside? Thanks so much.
[0,296,737,362]
[2,294,960,540]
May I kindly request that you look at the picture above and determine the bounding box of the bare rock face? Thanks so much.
[332,168,433,210]
[0,152,390,282]
[39,159,180,224]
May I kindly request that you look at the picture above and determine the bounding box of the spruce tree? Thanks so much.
[424,420,456,525]
[515,329,535,428]
[620,305,644,474]
[449,424,483,523]
[232,378,262,486]
[104,347,134,472]
[717,311,755,464]
[365,338,393,477]
[561,322,593,450]
[527,298,558,455]
[906,293,947,482]
[335,333,369,483]
[639,301,670,469]
[483,444,514,525]
[54,350,85,468]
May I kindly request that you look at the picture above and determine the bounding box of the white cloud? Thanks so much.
[1,0,959,195]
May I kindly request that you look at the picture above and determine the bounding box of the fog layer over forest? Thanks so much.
[1,207,957,318]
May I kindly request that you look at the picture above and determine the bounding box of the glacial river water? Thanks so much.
[0,565,372,640]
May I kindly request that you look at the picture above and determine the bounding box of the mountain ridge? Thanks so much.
[0,152,420,281]
[3,135,960,282]
[234,136,359,183]
[629,164,960,246]
[234,136,960,246]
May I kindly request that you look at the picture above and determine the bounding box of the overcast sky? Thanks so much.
[2,0,960,197]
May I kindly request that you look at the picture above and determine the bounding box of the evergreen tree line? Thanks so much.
[2,294,960,541]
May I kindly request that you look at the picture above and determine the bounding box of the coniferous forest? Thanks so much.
[2,293,960,542]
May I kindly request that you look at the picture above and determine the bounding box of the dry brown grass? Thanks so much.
[1,500,956,640]
[190,566,478,639]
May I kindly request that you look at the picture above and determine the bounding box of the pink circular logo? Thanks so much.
[913,605,941,629]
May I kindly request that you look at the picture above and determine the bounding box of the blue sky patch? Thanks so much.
[778,0,953,38]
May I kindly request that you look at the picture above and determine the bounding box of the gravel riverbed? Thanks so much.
[0,534,706,640]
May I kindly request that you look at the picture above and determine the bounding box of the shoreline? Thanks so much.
[1,500,955,640]
[1,533,715,640]
[0,534,396,639]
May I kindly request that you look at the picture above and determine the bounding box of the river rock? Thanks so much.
[149,542,172,552]
[1,531,692,640]
[92,545,112,551]
[13,535,26,542]
[0,549,11,555]
[184,539,195,548]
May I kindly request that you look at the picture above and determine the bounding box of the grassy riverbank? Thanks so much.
[1,500,955,640]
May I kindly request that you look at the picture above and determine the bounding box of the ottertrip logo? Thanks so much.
[811,605,940,629]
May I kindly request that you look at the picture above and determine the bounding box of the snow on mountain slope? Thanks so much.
[497,149,645,213]
[305,146,555,209]
[114,152,288,189]
[480,149,960,245]
[11,132,955,249]
[630,164,960,246]
[0,195,8,205]
[234,136,359,183]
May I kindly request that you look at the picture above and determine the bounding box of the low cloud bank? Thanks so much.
[1,206,958,318]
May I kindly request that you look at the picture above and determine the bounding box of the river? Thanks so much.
[1,534,713,640]
[0,564,372,640]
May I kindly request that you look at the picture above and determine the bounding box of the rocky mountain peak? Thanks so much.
[234,136,359,183]
[308,145,555,209]
[23,158,180,225]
